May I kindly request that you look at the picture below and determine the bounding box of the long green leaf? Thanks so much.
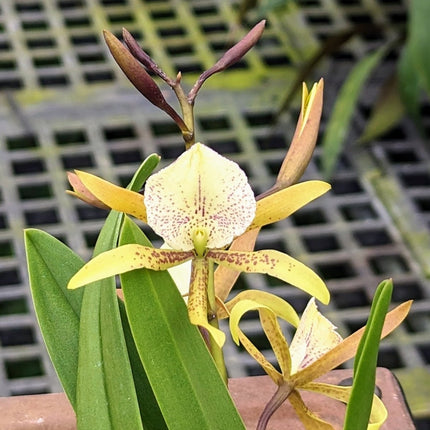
[76,211,143,429]
[127,153,160,192]
[118,300,168,429]
[76,154,160,429]
[119,217,245,430]
[359,74,404,143]
[321,45,387,178]
[408,0,430,97]
[398,44,424,132]
[344,279,393,430]
[25,153,161,428]
[25,230,84,408]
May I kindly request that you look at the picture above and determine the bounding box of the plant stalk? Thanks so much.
[207,259,228,383]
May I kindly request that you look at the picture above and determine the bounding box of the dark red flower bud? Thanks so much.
[188,20,266,103]
[103,30,189,133]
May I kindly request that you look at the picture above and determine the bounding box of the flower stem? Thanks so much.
[171,74,195,148]
[257,383,292,430]
[207,259,228,383]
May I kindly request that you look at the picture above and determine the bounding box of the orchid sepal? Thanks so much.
[250,180,331,230]
[74,170,148,222]
[68,245,193,290]
[208,249,330,305]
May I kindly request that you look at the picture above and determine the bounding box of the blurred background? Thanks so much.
[0,0,429,427]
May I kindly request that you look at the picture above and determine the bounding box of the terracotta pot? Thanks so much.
[0,368,414,429]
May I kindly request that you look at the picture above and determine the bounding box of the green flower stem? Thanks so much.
[171,77,195,147]
[207,259,228,383]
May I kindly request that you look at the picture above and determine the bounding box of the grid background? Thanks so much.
[1,0,429,426]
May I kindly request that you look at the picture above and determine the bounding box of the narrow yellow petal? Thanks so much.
[302,382,388,429]
[188,257,226,347]
[220,290,299,329]
[259,308,292,377]
[214,228,259,302]
[290,298,342,374]
[208,249,330,305]
[302,381,352,403]
[292,300,412,386]
[368,394,388,429]
[229,299,283,384]
[68,245,193,289]
[288,390,334,430]
[249,181,330,230]
[75,170,147,222]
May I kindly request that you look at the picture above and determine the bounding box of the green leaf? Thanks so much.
[25,153,161,429]
[321,45,387,178]
[25,229,84,408]
[76,154,160,429]
[408,0,430,97]
[398,44,424,131]
[119,217,245,430]
[359,74,404,143]
[118,300,168,429]
[344,279,393,430]
[127,153,160,192]
[76,210,143,430]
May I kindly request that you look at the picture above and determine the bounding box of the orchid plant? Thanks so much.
[25,20,412,430]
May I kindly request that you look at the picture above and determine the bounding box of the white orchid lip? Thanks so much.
[144,143,256,251]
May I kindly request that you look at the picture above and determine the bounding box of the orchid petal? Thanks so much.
[288,390,334,430]
[292,300,412,386]
[290,298,342,374]
[229,299,282,384]
[144,143,256,251]
[219,290,299,329]
[188,257,225,347]
[68,245,193,289]
[368,394,388,429]
[75,170,147,222]
[249,181,331,230]
[67,172,110,210]
[302,382,388,429]
[208,249,330,305]
[214,228,259,301]
[276,80,324,190]
[259,308,292,377]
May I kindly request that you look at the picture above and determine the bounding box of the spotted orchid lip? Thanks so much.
[144,143,256,252]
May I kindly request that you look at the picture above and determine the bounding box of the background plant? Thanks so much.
[239,0,430,178]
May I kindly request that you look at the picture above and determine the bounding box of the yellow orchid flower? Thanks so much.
[229,297,412,430]
[68,143,330,347]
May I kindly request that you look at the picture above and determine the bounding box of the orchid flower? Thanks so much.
[68,143,330,347]
[229,297,412,429]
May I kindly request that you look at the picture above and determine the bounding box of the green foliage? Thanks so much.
[408,0,430,97]
[344,279,394,430]
[75,210,143,430]
[26,155,158,429]
[25,230,83,408]
[359,75,404,144]
[321,45,387,178]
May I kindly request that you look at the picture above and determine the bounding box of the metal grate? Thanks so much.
[1,0,429,426]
